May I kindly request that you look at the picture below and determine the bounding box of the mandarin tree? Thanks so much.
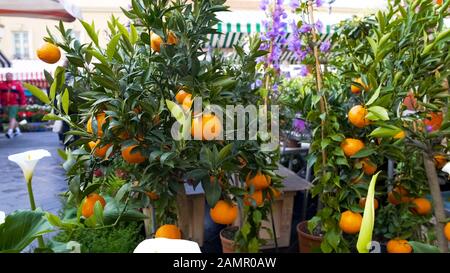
[29,0,282,252]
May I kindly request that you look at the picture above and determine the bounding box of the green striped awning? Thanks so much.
[209,22,334,64]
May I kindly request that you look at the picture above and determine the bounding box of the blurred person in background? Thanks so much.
[0,72,26,139]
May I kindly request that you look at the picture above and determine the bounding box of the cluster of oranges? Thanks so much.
[150,31,178,53]
[208,171,278,225]
[174,88,222,141]
[86,112,148,164]
[344,80,379,179]
[387,186,433,217]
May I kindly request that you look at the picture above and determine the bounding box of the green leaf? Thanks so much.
[57,149,68,161]
[325,229,340,251]
[49,81,56,101]
[0,210,53,253]
[366,87,380,106]
[114,183,130,202]
[87,49,107,64]
[116,23,130,41]
[368,106,389,121]
[357,172,380,253]
[218,143,233,162]
[369,127,401,138]
[350,148,375,159]
[367,37,377,56]
[106,34,122,61]
[80,20,99,47]
[103,201,147,224]
[165,100,185,124]
[45,213,63,228]
[62,88,70,114]
[23,83,50,104]
[93,201,104,226]
[130,24,138,44]
[201,177,222,207]
[409,241,440,253]
[42,113,63,121]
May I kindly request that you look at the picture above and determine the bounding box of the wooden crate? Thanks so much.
[176,164,311,248]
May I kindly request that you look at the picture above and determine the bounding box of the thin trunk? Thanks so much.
[307,1,327,168]
[423,151,449,253]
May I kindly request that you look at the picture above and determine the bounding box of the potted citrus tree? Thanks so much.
[293,0,450,253]
[28,0,283,253]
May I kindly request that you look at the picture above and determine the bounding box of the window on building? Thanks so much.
[13,31,30,59]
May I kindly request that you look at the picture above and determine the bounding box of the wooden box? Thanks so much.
[176,164,311,249]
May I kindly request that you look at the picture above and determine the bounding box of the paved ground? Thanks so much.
[0,131,67,215]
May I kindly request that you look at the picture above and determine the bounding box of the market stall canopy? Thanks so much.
[0,0,81,22]
[210,14,332,64]
[0,51,11,68]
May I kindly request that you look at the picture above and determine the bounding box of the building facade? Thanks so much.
[0,0,386,62]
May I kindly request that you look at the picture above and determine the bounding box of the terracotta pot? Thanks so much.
[297,221,323,253]
[219,226,238,253]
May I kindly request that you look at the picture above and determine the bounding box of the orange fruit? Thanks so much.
[121,145,147,164]
[267,186,282,200]
[36,42,61,64]
[167,31,178,45]
[155,224,181,239]
[360,158,377,175]
[388,186,411,205]
[191,113,222,140]
[424,112,443,132]
[339,210,362,234]
[145,191,160,201]
[351,78,368,94]
[245,171,271,190]
[411,198,432,215]
[209,200,238,225]
[445,222,450,241]
[341,138,365,157]
[386,239,412,253]
[87,112,106,137]
[244,190,264,207]
[150,31,177,52]
[434,154,447,169]
[175,90,191,104]
[437,0,443,5]
[81,193,106,218]
[348,105,370,128]
[359,197,379,210]
[88,140,112,158]
[182,94,193,111]
[393,130,406,139]
[150,32,164,52]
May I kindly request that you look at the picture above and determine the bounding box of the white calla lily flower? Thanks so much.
[8,149,51,183]
[133,238,201,253]
[442,162,450,178]
[0,211,5,225]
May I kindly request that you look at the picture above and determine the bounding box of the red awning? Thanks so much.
[0,0,81,22]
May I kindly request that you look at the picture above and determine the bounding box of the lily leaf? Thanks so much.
[0,210,53,253]
[357,171,380,253]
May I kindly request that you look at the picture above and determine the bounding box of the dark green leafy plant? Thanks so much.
[294,0,450,252]
[52,221,144,253]
[27,0,281,252]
